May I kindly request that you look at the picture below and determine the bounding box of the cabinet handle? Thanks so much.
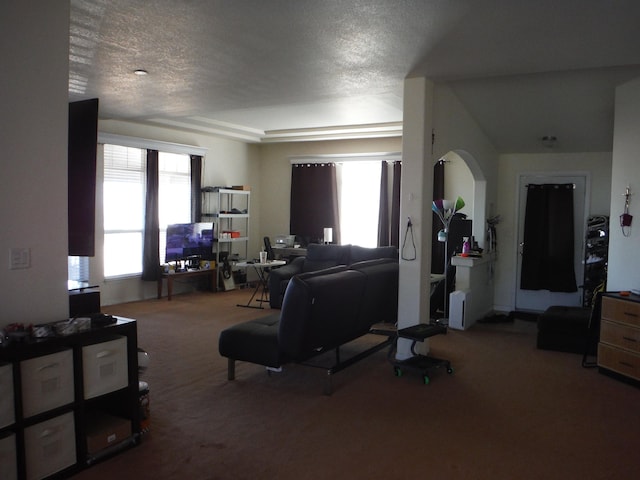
[622,336,637,343]
[96,350,115,359]
[36,362,60,372]
[623,311,639,318]
[619,361,635,368]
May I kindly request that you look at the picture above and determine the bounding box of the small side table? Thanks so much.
[236,260,286,309]
[391,322,453,384]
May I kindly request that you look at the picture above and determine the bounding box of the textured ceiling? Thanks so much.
[69,0,640,151]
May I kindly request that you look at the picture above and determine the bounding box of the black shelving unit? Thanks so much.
[0,318,140,480]
[583,215,609,307]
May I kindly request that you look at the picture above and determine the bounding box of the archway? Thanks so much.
[439,150,487,250]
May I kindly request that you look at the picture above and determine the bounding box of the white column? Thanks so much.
[397,77,435,359]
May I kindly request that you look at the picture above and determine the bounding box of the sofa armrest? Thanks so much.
[268,257,305,308]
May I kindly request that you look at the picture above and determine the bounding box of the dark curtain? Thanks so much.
[390,161,401,248]
[141,150,160,281]
[520,183,577,292]
[377,162,390,246]
[431,160,446,273]
[190,155,202,222]
[290,163,340,244]
[377,161,402,247]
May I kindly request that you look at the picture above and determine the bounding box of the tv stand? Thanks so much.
[157,268,217,300]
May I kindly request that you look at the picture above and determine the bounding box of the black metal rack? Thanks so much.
[582,216,609,307]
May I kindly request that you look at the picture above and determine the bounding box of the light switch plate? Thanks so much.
[9,248,30,269]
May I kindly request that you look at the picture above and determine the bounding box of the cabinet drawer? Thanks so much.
[0,363,14,428]
[24,412,76,480]
[83,336,128,399]
[598,343,640,381]
[21,350,74,418]
[601,296,640,327]
[600,320,640,353]
[0,433,18,480]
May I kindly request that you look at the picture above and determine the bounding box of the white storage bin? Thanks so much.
[83,336,128,399]
[0,363,15,428]
[21,350,74,418]
[0,433,18,480]
[24,411,76,480]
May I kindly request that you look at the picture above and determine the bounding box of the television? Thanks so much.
[165,223,215,262]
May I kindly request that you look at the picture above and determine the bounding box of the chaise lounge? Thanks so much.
[218,258,399,393]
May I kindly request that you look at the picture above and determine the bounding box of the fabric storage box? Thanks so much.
[21,349,74,418]
[0,432,18,480]
[83,336,128,399]
[85,412,132,455]
[0,362,14,428]
[24,412,76,480]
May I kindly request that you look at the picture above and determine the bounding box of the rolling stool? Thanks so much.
[390,322,453,384]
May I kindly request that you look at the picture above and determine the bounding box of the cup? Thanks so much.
[259,251,267,264]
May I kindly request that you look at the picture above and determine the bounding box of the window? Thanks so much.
[103,145,145,277]
[68,255,89,286]
[158,152,191,264]
[103,146,192,277]
[338,161,381,247]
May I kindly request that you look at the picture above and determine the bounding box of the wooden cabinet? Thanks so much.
[0,317,139,479]
[598,294,640,382]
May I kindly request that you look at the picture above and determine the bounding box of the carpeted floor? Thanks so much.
[73,289,640,480]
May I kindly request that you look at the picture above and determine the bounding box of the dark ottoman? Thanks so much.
[537,306,594,354]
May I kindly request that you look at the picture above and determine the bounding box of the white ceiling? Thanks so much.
[69,0,640,152]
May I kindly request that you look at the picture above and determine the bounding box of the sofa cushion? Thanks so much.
[350,259,399,328]
[349,245,398,264]
[303,244,351,272]
[278,268,366,360]
[218,314,284,368]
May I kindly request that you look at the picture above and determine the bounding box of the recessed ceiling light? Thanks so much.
[133,69,148,76]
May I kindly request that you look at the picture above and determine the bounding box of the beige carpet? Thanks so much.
[73,289,640,480]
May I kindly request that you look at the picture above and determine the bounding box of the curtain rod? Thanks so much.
[98,132,207,156]
[526,183,575,189]
[289,151,401,164]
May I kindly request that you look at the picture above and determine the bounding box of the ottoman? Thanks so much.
[537,306,595,354]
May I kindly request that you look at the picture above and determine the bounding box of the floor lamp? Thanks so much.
[432,196,465,322]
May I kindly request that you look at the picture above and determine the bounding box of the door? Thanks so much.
[515,174,587,311]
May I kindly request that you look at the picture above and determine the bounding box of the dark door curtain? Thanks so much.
[520,183,577,292]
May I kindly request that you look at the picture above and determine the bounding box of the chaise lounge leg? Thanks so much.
[324,372,333,396]
[228,358,236,380]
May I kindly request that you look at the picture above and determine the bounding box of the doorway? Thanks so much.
[515,174,588,312]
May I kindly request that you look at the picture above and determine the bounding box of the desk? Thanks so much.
[157,268,217,300]
[272,246,307,260]
[236,260,286,308]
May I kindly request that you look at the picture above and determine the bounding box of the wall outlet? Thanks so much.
[9,248,30,270]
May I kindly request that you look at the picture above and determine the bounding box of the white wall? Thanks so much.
[257,136,403,243]
[96,120,260,305]
[494,152,612,312]
[0,2,70,328]
[607,77,640,291]
[433,84,499,248]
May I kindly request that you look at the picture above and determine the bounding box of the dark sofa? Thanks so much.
[268,243,398,308]
[218,258,399,393]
